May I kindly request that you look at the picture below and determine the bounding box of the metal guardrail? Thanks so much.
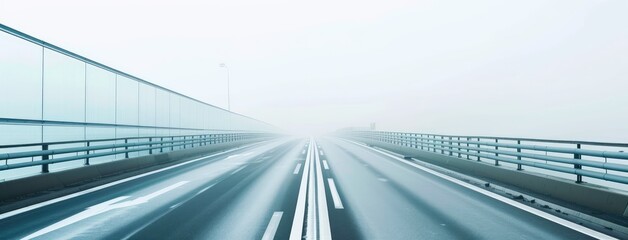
[0,132,273,173]
[340,130,628,185]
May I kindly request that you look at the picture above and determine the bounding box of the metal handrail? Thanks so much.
[378,134,628,160]
[369,130,628,147]
[0,132,252,149]
[0,135,234,160]
[340,130,628,185]
[0,132,273,173]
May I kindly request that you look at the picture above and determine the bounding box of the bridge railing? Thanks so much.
[0,132,273,173]
[340,130,628,185]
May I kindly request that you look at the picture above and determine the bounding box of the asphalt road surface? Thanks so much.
[0,137,613,239]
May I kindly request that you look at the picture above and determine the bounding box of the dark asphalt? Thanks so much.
[0,137,606,239]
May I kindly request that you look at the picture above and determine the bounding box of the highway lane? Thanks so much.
[0,138,307,239]
[0,136,615,239]
[317,137,601,240]
[129,139,306,239]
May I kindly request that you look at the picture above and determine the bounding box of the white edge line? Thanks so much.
[231,165,246,175]
[344,139,617,240]
[169,202,183,209]
[289,139,312,240]
[196,183,216,195]
[261,211,284,240]
[0,146,247,220]
[293,163,302,175]
[141,181,189,201]
[22,181,189,240]
[327,178,344,209]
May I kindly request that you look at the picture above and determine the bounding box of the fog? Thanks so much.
[2,0,627,141]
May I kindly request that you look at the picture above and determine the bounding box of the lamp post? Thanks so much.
[219,63,231,111]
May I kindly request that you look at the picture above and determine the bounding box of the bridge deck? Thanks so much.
[0,138,615,239]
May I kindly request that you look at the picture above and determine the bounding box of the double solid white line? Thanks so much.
[314,140,332,239]
[290,140,313,239]
[290,139,333,240]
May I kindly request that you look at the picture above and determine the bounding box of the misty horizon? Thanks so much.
[1,0,627,142]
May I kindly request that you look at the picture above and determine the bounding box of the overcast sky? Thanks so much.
[1,0,627,141]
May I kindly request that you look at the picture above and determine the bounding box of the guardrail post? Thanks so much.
[392,132,395,145]
[85,141,90,166]
[476,138,481,161]
[433,135,436,153]
[457,137,461,158]
[171,137,174,151]
[440,136,445,154]
[426,135,430,151]
[149,137,153,154]
[395,132,398,145]
[494,139,499,166]
[124,139,129,158]
[414,134,418,148]
[183,136,187,149]
[160,137,164,152]
[424,135,428,151]
[449,137,453,156]
[42,144,49,173]
[575,143,582,183]
[420,134,424,150]
[517,140,523,170]
[466,137,470,160]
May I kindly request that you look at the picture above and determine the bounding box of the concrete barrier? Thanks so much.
[0,140,261,203]
[356,138,628,218]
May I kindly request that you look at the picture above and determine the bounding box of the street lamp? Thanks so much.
[219,63,231,111]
